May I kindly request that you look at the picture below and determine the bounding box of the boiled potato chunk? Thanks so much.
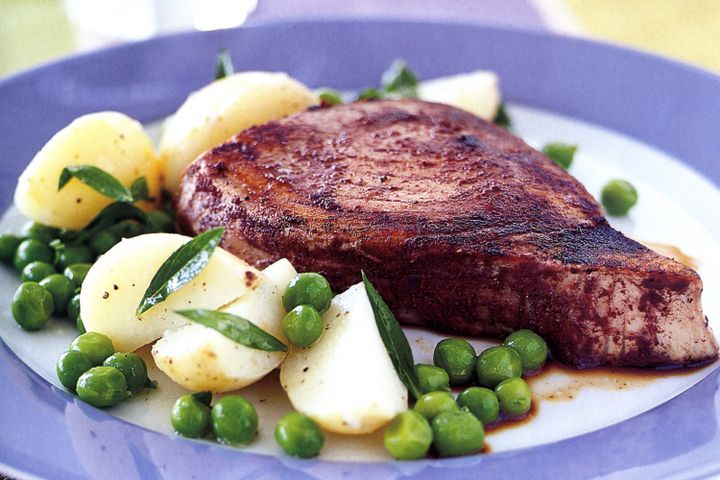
[150,324,283,394]
[14,112,161,230]
[220,258,297,340]
[151,259,297,392]
[159,72,317,192]
[418,70,501,121]
[281,283,408,434]
[81,233,261,352]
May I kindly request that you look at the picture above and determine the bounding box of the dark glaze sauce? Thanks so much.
[479,358,714,437]
[527,358,712,402]
[484,400,539,434]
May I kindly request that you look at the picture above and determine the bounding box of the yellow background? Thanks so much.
[567,0,720,73]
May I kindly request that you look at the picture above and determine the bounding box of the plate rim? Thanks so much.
[1,17,719,479]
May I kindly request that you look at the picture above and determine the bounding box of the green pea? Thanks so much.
[211,395,258,446]
[433,338,477,385]
[20,261,56,282]
[413,391,458,420]
[54,244,93,270]
[103,352,150,392]
[40,274,74,316]
[384,410,432,460]
[601,179,638,216]
[63,263,92,288]
[12,282,54,331]
[431,409,484,457]
[476,346,522,388]
[56,350,93,390]
[275,412,325,458]
[542,143,577,170]
[20,222,59,244]
[504,329,548,372]
[13,239,53,271]
[414,363,450,393]
[495,377,532,416]
[283,273,333,313]
[67,293,81,322]
[171,393,211,438]
[76,315,86,334]
[107,220,145,239]
[494,103,512,128]
[456,387,499,424]
[76,366,130,407]
[357,87,384,101]
[0,234,21,262]
[146,210,175,233]
[282,305,323,348]
[88,230,118,255]
[315,88,343,106]
[70,332,115,365]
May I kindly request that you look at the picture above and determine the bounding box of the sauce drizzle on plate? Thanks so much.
[526,359,709,402]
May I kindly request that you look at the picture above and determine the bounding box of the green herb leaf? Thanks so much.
[129,177,152,202]
[357,87,384,101]
[62,202,150,243]
[137,227,225,315]
[177,309,288,352]
[381,60,418,99]
[191,391,212,406]
[215,49,235,80]
[542,142,578,170]
[493,103,512,129]
[58,165,133,202]
[361,271,422,400]
[315,88,343,106]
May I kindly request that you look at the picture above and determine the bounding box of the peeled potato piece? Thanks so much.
[14,112,161,230]
[151,324,283,393]
[152,259,297,392]
[280,283,408,434]
[220,258,297,340]
[418,70,501,121]
[159,71,317,192]
[81,233,261,352]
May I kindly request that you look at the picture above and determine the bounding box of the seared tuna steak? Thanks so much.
[175,100,718,368]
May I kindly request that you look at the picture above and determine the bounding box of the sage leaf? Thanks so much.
[58,165,133,202]
[177,309,287,352]
[215,49,235,80]
[361,271,422,400]
[136,227,225,315]
[381,60,418,99]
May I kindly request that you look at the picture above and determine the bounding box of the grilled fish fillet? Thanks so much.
[175,100,718,368]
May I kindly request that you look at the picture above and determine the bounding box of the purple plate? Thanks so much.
[1,19,719,479]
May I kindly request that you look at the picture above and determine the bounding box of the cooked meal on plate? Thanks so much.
[176,98,718,368]
[2,54,717,460]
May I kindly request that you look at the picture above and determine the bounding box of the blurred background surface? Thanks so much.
[2,0,720,77]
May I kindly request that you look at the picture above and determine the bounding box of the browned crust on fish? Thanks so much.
[175,99,718,368]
